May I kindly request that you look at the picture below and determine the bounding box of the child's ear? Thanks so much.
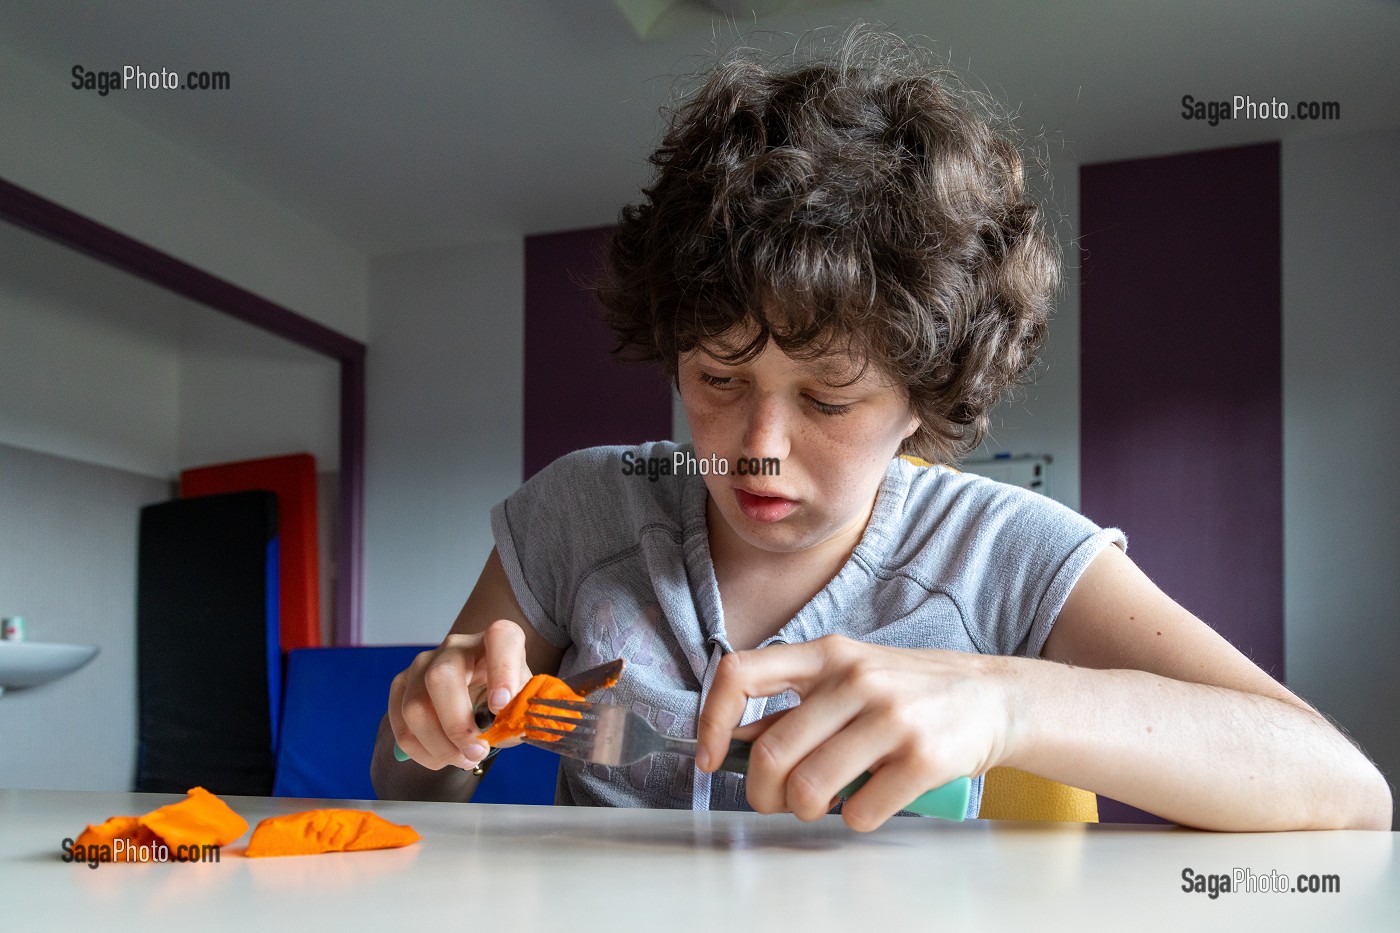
[902,412,921,441]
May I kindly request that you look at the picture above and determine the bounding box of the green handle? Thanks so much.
[837,773,971,821]
[722,740,969,821]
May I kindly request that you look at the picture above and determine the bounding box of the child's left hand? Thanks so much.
[695,635,1015,831]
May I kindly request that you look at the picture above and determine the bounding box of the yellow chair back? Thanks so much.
[980,767,1099,822]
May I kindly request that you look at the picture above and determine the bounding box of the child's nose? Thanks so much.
[739,392,792,461]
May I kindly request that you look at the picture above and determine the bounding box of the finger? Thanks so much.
[385,669,442,769]
[740,687,865,814]
[481,619,530,713]
[393,655,473,769]
[838,752,956,833]
[401,693,473,768]
[730,707,793,743]
[777,714,902,822]
[696,640,835,771]
[416,645,485,761]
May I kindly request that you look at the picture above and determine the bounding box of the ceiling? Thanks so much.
[2,0,1396,257]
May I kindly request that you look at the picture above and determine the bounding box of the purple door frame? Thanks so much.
[524,226,673,479]
[0,177,366,645]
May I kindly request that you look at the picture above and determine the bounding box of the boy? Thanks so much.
[372,31,1390,830]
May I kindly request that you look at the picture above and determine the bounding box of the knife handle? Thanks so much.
[715,740,970,821]
[393,706,498,764]
[837,773,971,822]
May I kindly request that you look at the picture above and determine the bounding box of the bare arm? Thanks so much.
[370,548,564,802]
[696,546,1392,831]
[1013,544,1392,830]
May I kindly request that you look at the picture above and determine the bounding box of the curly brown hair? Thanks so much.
[597,29,1060,463]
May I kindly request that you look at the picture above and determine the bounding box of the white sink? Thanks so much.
[0,642,99,697]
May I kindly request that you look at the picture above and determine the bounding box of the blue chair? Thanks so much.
[274,645,560,805]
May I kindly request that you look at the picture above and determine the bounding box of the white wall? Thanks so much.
[176,310,340,471]
[0,224,182,477]
[0,42,368,342]
[968,160,1083,512]
[1283,128,1400,821]
[0,443,170,791]
[363,242,525,645]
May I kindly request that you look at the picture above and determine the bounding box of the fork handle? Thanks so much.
[714,739,752,775]
[705,739,970,821]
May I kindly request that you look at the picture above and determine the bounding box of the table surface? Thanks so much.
[2,789,1395,931]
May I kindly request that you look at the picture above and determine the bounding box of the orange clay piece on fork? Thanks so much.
[475,673,590,747]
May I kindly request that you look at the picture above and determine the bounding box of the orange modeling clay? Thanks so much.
[138,786,249,848]
[74,816,163,860]
[475,673,588,747]
[71,786,249,861]
[244,809,420,858]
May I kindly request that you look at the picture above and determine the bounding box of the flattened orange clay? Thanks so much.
[72,786,249,858]
[245,809,420,858]
[74,816,163,860]
[139,786,249,848]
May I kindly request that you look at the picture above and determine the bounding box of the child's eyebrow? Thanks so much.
[805,358,872,387]
[691,345,875,387]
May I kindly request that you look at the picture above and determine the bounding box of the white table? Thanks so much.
[2,789,1395,931]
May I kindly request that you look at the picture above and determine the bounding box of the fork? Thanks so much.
[525,698,971,821]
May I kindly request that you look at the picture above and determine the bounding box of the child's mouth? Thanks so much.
[734,488,798,523]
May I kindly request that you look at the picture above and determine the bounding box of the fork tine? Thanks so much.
[526,710,597,727]
[526,727,594,756]
[528,697,593,711]
[525,711,595,730]
[523,736,593,761]
[526,724,582,740]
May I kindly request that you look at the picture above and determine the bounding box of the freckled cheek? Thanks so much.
[683,404,733,454]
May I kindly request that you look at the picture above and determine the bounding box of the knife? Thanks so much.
[392,657,626,762]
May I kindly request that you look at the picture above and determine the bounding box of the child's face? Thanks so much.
[679,331,920,556]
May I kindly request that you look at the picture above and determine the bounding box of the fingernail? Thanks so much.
[489,688,510,711]
[457,757,478,771]
[463,740,489,761]
[695,747,712,771]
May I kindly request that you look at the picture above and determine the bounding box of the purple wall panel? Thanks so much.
[1080,143,1282,823]
[524,227,673,480]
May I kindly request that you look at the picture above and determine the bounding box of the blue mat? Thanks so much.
[274,645,560,805]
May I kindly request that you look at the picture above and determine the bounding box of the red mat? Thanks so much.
[180,453,321,650]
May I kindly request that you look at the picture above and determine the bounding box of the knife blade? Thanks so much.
[560,657,626,698]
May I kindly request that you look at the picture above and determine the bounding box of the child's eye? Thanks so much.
[697,371,734,389]
[808,396,854,416]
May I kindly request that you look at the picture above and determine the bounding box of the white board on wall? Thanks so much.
[962,454,1052,497]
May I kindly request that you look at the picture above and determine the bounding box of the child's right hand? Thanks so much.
[386,619,534,771]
